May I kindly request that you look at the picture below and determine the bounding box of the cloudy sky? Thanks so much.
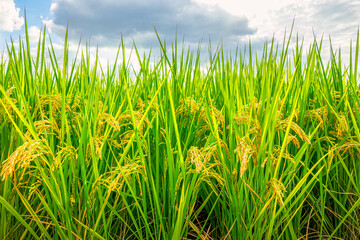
[0,0,360,67]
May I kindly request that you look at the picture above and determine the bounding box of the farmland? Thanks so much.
[0,24,360,239]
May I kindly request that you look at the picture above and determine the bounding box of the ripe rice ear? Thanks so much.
[0,139,52,181]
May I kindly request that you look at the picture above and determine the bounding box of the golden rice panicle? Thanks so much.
[216,138,231,160]
[233,115,250,125]
[209,141,231,170]
[134,110,151,134]
[196,105,224,141]
[199,142,220,164]
[34,94,65,117]
[93,138,104,159]
[109,131,143,152]
[286,135,300,148]
[6,86,16,96]
[184,147,225,196]
[266,178,287,206]
[238,97,261,116]
[305,106,328,130]
[261,153,272,168]
[97,112,120,132]
[97,159,146,192]
[197,170,225,196]
[25,119,61,140]
[54,145,77,170]
[211,106,225,125]
[265,146,295,168]
[337,139,360,159]
[184,144,225,195]
[198,104,224,126]
[176,97,200,119]
[0,86,18,122]
[278,118,311,144]
[232,168,238,182]
[117,111,150,135]
[196,123,210,141]
[28,179,42,200]
[86,137,104,163]
[65,94,82,112]
[117,111,133,125]
[290,122,311,144]
[331,90,341,103]
[0,139,51,181]
[264,149,277,168]
[185,146,206,173]
[233,113,262,146]
[234,136,255,178]
[136,97,145,112]
[251,118,262,141]
[119,130,133,147]
[333,112,349,138]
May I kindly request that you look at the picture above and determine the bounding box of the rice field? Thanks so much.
[0,22,360,239]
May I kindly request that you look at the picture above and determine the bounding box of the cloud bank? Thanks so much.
[45,0,256,48]
[0,0,24,32]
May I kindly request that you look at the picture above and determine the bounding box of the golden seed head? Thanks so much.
[277,119,311,145]
[1,139,51,181]
[186,146,206,173]
[98,112,121,132]
[97,158,146,192]
[234,136,255,178]
[266,178,286,206]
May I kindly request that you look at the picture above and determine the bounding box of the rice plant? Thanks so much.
[0,19,360,239]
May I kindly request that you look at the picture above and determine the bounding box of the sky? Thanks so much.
[0,0,360,68]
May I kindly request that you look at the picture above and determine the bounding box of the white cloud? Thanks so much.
[45,0,255,49]
[28,26,41,43]
[0,0,24,32]
[195,0,360,66]
[50,2,58,12]
[196,0,359,42]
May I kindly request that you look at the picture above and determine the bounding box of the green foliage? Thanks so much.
[0,20,360,239]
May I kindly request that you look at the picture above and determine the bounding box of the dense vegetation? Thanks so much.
[0,22,360,239]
